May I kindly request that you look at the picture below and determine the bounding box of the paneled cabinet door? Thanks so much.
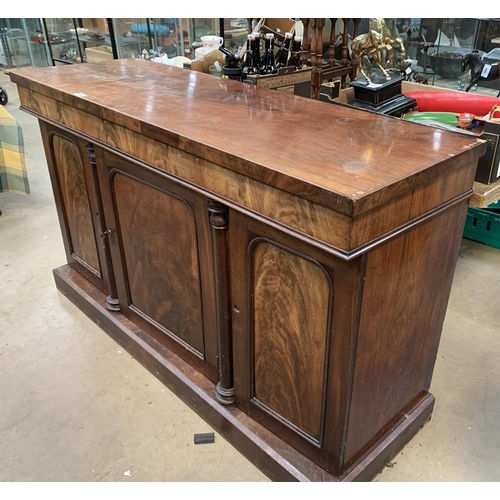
[95,149,219,382]
[229,209,364,477]
[39,122,110,294]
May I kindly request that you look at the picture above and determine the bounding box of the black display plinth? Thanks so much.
[350,74,404,105]
[349,74,416,116]
[352,95,417,117]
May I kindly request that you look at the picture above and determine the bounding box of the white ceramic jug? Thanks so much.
[195,35,224,60]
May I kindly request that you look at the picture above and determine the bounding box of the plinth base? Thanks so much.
[53,263,435,482]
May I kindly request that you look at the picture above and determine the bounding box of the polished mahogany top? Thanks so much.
[10,59,486,216]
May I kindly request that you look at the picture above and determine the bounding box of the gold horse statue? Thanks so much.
[351,18,406,84]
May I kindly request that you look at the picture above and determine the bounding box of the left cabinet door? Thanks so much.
[40,122,110,294]
[94,148,219,382]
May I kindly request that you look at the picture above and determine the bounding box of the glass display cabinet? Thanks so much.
[113,19,190,59]
[220,18,248,51]
[421,19,478,86]
[112,18,154,59]
[0,18,50,70]
[3,17,499,97]
[159,18,191,58]
[185,19,248,56]
[42,18,197,64]
[474,18,500,53]
[43,18,118,65]
[190,18,218,40]
[188,18,218,56]
[394,18,500,95]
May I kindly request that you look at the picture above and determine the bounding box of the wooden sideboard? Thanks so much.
[10,59,486,482]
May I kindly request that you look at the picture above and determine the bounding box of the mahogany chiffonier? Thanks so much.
[10,59,486,481]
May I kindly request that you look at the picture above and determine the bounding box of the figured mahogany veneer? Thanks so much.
[10,59,486,482]
[51,134,101,273]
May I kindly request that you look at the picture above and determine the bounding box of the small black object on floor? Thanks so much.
[194,432,215,444]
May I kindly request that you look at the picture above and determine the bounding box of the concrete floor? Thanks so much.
[1,70,499,483]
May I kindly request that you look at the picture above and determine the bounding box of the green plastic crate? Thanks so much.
[463,200,500,249]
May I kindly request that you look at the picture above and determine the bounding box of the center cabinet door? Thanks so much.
[229,209,364,477]
[95,149,218,381]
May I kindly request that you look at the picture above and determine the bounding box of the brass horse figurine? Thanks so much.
[351,18,406,84]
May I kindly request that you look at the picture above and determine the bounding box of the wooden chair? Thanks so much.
[302,18,361,99]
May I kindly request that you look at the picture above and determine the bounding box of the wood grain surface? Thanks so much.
[252,240,330,440]
[208,200,234,405]
[20,88,483,256]
[344,199,470,467]
[50,134,100,273]
[93,149,220,381]
[10,59,486,217]
[112,172,205,355]
[229,209,363,476]
[19,88,352,251]
[38,123,111,295]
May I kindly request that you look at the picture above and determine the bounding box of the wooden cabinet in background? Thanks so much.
[11,59,487,482]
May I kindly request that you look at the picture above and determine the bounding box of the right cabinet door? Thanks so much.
[229,209,363,477]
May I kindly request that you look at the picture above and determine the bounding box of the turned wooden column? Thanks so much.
[316,18,324,65]
[351,18,362,81]
[340,18,351,87]
[342,18,350,65]
[310,18,317,68]
[85,143,120,312]
[329,18,338,66]
[247,18,253,34]
[208,200,235,406]
[301,18,310,66]
[311,18,325,100]
[353,18,361,39]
